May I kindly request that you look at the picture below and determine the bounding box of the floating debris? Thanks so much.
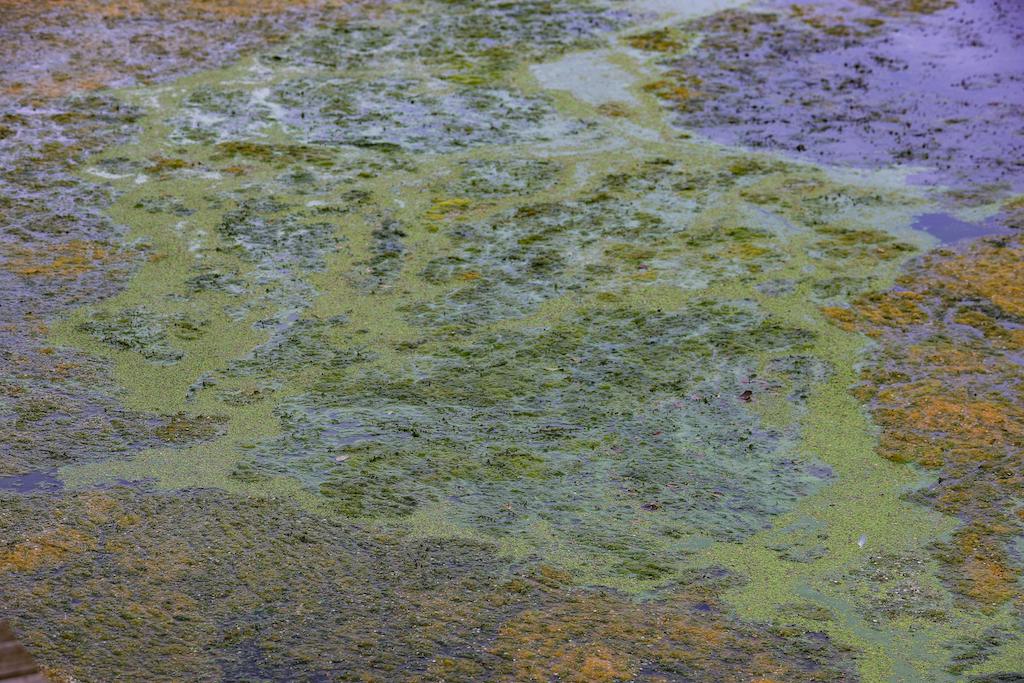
[0,621,45,683]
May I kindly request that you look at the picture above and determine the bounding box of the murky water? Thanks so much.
[0,471,62,494]
[912,212,1011,243]
[0,1,1021,681]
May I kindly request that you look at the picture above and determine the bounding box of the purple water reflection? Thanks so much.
[669,0,1024,193]
[0,470,63,494]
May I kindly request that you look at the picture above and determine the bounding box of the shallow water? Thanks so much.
[0,471,63,494]
[912,212,1011,243]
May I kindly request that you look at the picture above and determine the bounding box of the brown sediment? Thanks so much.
[831,235,1024,608]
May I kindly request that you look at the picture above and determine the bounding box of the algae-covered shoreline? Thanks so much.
[1,0,1022,680]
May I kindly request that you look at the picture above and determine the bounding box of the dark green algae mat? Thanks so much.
[0,0,1022,680]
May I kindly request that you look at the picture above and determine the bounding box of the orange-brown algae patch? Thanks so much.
[829,236,1024,607]
[39,666,78,683]
[487,586,849,683]
[493,611,637,683]
[643,75,704,105]
[80,491,122,524]
[626,28,687,52]
[596,102,634,118]
[957,544,1017,606]
[2,240,127,279]
[0,490,859,681]
[182,0,351,17]
[790,5,871,38]
[821,306,858,331]
[857,0,956,16]
[848,291,929,330]
[904,343,990,373]
[933,242,1024,317]
[0,527,94,574]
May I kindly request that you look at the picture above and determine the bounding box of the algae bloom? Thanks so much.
[0,0,1021,681]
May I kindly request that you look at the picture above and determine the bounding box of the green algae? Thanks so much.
[56,50,932,675]
[692,300,959,682]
